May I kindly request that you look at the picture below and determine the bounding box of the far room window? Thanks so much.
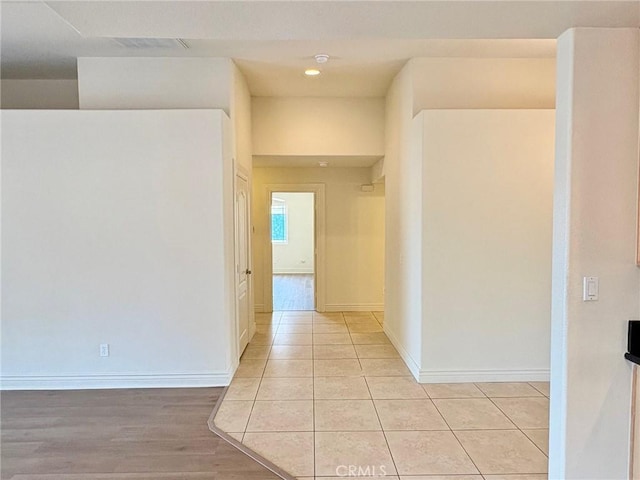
[271,200,288,243]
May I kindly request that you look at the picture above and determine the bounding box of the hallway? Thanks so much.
[273,275,314,311]
[211,311,549,479]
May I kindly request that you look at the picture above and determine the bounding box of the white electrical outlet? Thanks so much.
[99,343,110,357]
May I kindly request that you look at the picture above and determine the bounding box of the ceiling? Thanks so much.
[1,1,638,96]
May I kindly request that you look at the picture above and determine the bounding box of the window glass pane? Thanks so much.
[271,200,287,243]
[271,213,286,242]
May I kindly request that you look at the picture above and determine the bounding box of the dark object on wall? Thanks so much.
[625,320,640,365]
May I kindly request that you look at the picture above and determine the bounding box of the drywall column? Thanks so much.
[231,64,253,173]
[383,62,423,378]
[550,28,640,479]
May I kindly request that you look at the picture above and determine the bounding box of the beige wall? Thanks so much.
[253,167,384,312]
[231,63,253,173]
[411,57,556,113]
[252,97,385,157]
[272,192,315,274]
[418,109,555,382]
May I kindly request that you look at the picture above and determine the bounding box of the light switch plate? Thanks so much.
[583,276,599,301]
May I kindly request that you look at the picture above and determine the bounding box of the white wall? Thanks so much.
[1,79,79,109]
[252,97,385,157]
[384,62,423,377]
[1,109,236,389]
[253,167,385,312]
[411,58,556,112]
[272,193,315,274]
[75,55,252,365]
[76,60,250,172]
[77,57,232,111]
[550,28,640,479]
[418,109,555,383]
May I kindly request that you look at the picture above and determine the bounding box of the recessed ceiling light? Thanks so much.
[305,68,321,76]
[318,161,329,167]
[314,54,330,64]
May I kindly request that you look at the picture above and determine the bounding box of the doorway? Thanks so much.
[264,183,326,313]
[271,192,315,310]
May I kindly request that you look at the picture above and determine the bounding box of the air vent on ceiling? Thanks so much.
[113,38,189,49]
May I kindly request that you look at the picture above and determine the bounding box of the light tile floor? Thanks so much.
[213,311,549,480]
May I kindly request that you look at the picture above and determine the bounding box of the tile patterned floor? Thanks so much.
[213,311,549,480]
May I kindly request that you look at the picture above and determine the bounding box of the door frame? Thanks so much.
[234,163,253,360]
[264,184,326,312]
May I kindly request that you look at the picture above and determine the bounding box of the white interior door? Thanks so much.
[235,174,250,355]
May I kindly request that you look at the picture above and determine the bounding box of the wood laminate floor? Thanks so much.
[1,388,282,480]
[272,274,314,311]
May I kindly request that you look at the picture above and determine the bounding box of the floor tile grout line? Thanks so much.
[471,378,551,460]
[466,394,520,432]
[451,430,549,477]
[346,314,366,379]
[431,395,484,476]
[486,394,550,459]
[345,311,365,375]
[242,427,549,434]
[528,380,551,398]
[521,428,550,459]
[486,394,537,431]
[474,381,546,399]
[242,317,277,438]
[240,314,315,477]
[363,373,401,477]
[239,312,549,478]
[471,382,490,399]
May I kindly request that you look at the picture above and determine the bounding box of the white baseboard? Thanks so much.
[382,326,549,384]
[418,369,550,384]
[383,326,421,381]
[0,372,233,390]
[257,304,384,313]
[325,304,384,312]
